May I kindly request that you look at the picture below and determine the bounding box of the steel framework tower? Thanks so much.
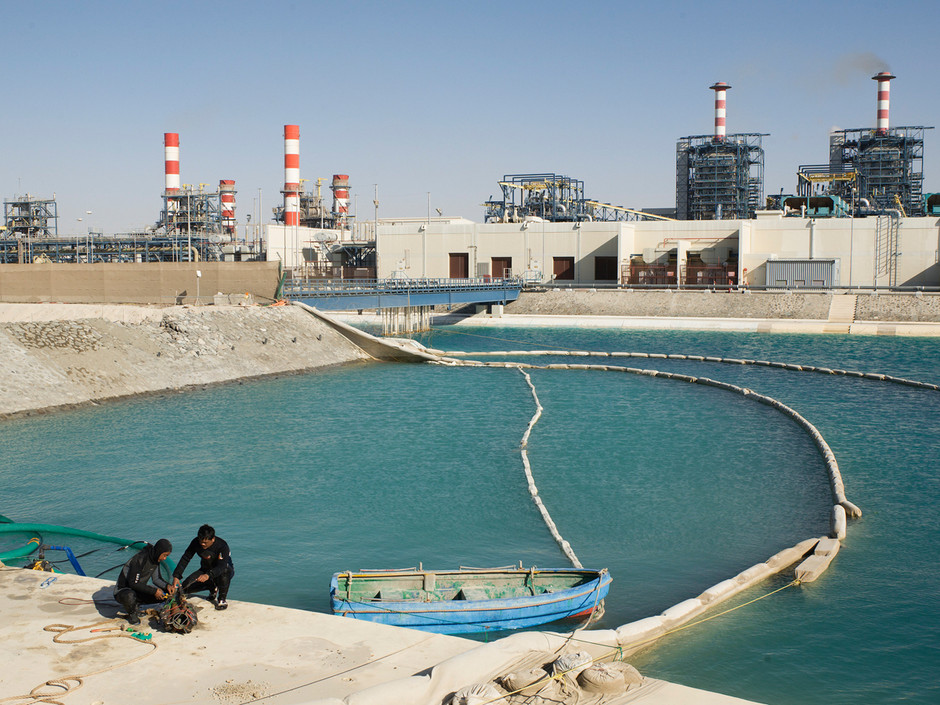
[676,134,766,220]
[676,83,766,220]
[826,73,932,216]
[3,194,58,238]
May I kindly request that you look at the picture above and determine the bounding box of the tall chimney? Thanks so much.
[220,180,236,237]
[872,71,895,136]
[283,125,300,226]
[331,174,349,228]
[709,82,731,142]
[164,132,180,214]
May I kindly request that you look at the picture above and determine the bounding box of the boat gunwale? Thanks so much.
[330,570,611,616]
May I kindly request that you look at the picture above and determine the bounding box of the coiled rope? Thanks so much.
[0,619,157,705]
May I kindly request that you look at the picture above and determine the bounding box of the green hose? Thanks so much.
[0,522,176,573]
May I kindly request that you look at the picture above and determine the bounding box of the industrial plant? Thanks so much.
[2,71,937,291]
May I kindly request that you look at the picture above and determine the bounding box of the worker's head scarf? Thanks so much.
[152,538,172,559]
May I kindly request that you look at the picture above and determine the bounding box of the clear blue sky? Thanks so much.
[4,0,938,234]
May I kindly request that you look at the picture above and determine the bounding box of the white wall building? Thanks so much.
[373,213,940,289]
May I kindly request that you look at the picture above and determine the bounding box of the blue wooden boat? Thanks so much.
[330,565,611,634]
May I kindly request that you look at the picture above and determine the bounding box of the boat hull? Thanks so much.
[330,567,611,634]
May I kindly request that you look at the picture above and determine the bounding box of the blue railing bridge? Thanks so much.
[282,277,522,311]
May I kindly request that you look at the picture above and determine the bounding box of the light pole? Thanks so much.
[82,211,93,262]
[373,184,379,240]
[848,187,856,289]
[258,187,263,252]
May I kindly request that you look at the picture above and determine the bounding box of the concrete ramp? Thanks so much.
[292,302,444,363]
[825,294,857,333]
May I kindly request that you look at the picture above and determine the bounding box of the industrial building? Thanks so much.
[676,82,766,221]
[1,72,936,290]
[783,73,932,219]
[372,212,939,289]
[372,72,937,290]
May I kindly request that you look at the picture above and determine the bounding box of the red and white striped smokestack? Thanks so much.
[872,71,895,136]
[331,174,349,227]
[709,82,731,142]
[220,180,236,236]
[283,125,300,226]
[164,133,180,213]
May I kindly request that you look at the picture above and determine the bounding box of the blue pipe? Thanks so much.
[48,545,87,576]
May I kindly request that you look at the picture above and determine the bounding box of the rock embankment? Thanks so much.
[0,304,371,418]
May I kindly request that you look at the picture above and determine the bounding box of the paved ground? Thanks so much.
[0,567,761,705]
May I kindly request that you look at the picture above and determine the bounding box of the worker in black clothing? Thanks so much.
[113,538,175,625]
[171,524,234,610]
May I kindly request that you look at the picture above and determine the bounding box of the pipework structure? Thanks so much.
[3,194,58,238]
[484,173,673,223]
[273,179,352,229]
[826,101,930,216]
[157,132,235,238]
[159,183,226,235]
[676,82,767,220]
[825,73,932,216]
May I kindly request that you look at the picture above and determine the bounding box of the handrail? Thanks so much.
[283,277,523,298]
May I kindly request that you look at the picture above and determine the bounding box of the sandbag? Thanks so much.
[500,668,550,696]
[578,661,643,694]
[449,683,503,705]
[552,651,592,678]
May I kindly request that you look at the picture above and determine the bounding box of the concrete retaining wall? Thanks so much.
[505,289,832,319]
[854,292,940,321]
[0,262,281,305]
[504,289,940,322]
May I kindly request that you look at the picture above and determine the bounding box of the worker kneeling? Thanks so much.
[113,538,175,625]
[172,524,234,611]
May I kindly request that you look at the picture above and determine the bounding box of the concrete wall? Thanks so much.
[505,289,834,319]
[374,215,940,288]
[265,225,344,269]
[377,221,626,282]
[0,262,280,304]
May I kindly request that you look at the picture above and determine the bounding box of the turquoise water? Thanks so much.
[1,326,938,704]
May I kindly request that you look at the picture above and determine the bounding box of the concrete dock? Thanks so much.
[0,566,761,705]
